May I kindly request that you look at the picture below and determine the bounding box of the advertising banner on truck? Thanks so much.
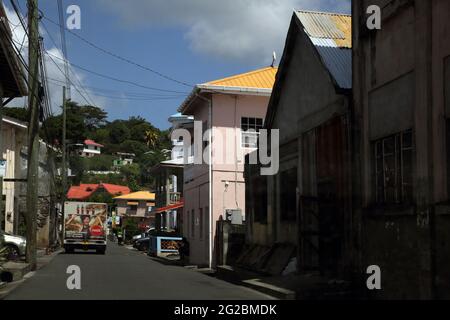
[64,202,108,242]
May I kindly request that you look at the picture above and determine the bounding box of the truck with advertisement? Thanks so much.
[64,202,108,254]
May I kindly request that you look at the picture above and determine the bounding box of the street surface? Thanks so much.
[5,242,271,300]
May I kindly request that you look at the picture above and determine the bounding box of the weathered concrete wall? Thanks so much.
[273,29,340,144]
[353,0,450,299]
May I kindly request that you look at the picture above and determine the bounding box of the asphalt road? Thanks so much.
[5,242,272,300]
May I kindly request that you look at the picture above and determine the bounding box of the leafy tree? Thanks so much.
[91,128,110,145]
[120,164,141,192]
[157,129,172,150]
[119,140,149,157]
[68,154,86,185]
[78,105,108,131]
[131,122,153,143]
[2,107,28,122]
[89,192,114,206]
[84,154,115,171]
[42,101,88,145]
[109,120,130,144]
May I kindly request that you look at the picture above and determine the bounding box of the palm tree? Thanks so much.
[144,129,159,149]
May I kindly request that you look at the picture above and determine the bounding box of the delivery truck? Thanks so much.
[63,202,108,254]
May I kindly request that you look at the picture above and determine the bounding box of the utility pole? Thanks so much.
[58,0,71,100]
[61,86,67,239]
[26,0,40,270]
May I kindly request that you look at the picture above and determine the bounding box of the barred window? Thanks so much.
[374,130,414,204]
[241,117,263,148]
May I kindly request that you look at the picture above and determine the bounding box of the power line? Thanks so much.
[44,50,190,94]
[39,12,195,89]
[45,78,185,101]
[45,76,184,98]
[40,19,97,105]
[45,52,95,106]
[6,3,96,108]
[41,20,183,105]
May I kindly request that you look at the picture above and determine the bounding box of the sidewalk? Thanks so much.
[216,265,355,300]
[0,248,63,300]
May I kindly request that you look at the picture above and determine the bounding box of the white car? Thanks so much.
[0,230,26,259]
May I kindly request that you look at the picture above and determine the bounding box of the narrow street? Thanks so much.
[5,243,272,300]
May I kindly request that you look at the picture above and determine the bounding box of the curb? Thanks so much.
[216,265,295,300]
[241,279,296,300]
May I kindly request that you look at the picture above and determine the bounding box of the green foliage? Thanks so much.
[2,107,28,122]
[84,154,116,171]
[92,128,110,145]
[123,219,140,240]
[109,120,130,144]
[89,191,114,205]
[42,101,107,146]
[69,154,86,185]
[157,129,172,151]
[120,164,141,192]
[82,173,124,185]
[119,140,149,157]
[41,102,172,192]
[78,105,108,131]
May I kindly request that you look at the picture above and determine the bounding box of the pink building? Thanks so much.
[178,67,277,266]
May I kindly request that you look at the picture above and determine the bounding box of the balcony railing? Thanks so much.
[169,192,181,204]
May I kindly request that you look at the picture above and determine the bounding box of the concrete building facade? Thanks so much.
[179,67,277,266]
[353,0,450,299]
[245,11,353,280]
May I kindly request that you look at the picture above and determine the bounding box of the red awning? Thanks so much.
[153,201,184,214]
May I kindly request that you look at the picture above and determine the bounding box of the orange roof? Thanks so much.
[203,67,278,89]
[67,183,130,200]
[84,139,104,148]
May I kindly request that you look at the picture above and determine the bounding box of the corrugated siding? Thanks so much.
[296,11,348,40]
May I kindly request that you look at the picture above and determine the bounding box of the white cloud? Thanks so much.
[98,0,351,65]
[3,5,106,113]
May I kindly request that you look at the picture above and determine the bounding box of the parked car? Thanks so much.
[135,233,150,251]
[0,230,26,260]
[132,228,155,249]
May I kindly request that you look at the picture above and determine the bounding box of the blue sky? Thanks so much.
[6,0,350,129]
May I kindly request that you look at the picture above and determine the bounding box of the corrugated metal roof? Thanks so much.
[204,67,278,89]
[295,10,352,89]
[315,46,352,89]
[295,10,345,39]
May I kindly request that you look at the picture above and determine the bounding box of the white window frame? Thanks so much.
[240,117,264,149]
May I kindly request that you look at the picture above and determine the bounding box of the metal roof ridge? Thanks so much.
[202,66,277,86]
[295,9,351,17]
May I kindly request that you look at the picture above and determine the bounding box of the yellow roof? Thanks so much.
[114,191,155,201]
[203,67,278,89]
